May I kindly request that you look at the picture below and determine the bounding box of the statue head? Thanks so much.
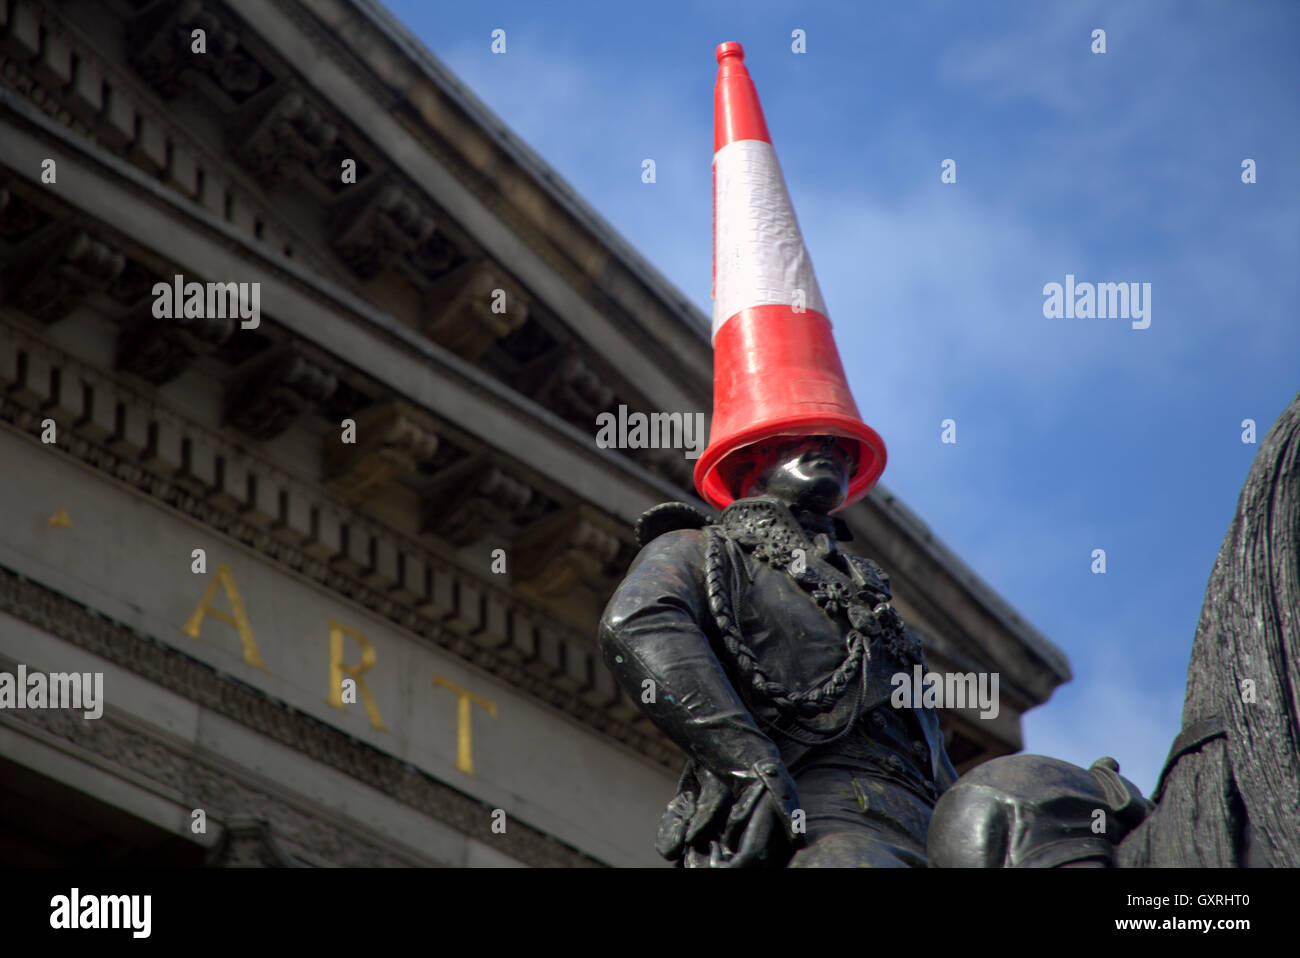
[727,435,857,515]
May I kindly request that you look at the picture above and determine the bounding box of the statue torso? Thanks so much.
[702,497,940,797]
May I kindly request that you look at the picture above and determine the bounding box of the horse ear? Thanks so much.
[1087,757,1153,828]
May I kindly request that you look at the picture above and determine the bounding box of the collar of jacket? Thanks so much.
[720,497,853,539]
[719,497,893,603]
[719,496,823,550]
[719,497,855,568]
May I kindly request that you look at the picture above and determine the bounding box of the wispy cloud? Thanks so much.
[1022,639,1188,795]
[939,2,1111,113]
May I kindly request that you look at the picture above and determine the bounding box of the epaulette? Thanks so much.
[844,554,892,601]
[634,501,714,548]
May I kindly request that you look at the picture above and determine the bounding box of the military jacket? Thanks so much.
[599,496,958,837]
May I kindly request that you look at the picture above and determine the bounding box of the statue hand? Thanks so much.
[708,785,796,867]
[709,760,803,868]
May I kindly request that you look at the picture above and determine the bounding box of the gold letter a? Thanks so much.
[181,562,266,669]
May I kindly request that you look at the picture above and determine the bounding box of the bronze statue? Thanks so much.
[600,435,956,867]
[599,42,956,867]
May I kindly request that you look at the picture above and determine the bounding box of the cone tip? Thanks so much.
[716,41,744,65]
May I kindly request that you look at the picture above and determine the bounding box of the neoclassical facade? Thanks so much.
[0,0,1070,866]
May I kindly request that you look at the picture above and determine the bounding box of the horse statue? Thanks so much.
[928,389,1300,867]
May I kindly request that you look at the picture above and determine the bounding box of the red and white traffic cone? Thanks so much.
[694,41,887,512]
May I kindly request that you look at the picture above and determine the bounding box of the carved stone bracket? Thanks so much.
[421,258,529,362]
[105,259,167,315]
[424,459,535,547]
[514,346,617,433]
[324,400,440,503]
[229,83,340,188]
[224,344,338,440]
[330,177,436,280]
[129,0,272,105]
[514,505,624,598]
[2,227,126,324]
[117,309,236,385]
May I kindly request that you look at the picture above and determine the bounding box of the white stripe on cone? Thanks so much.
[712,139,827,340]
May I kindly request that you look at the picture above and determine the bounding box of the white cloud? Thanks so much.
[1021,644,1186,797]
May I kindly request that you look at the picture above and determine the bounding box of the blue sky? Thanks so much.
[380,0,1300,795]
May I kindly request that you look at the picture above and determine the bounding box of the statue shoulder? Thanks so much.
[629,526,709,573]
[618,503,716,583]
[601,509,712,632]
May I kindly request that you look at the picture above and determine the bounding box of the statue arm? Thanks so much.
[598,529,799,822]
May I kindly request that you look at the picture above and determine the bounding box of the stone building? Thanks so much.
[0,0,1070,866]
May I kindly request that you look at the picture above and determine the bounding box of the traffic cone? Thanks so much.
[694,41,886,512]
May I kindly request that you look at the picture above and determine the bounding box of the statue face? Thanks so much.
[740,436,854,513]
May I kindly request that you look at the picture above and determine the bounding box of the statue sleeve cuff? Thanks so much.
[748,758,802,837]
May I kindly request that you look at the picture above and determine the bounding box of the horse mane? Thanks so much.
[1119,389,1300,866]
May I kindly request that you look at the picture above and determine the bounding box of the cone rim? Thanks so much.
[693,415,887,513]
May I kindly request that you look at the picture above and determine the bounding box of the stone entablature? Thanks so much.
[0,318,673,765]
